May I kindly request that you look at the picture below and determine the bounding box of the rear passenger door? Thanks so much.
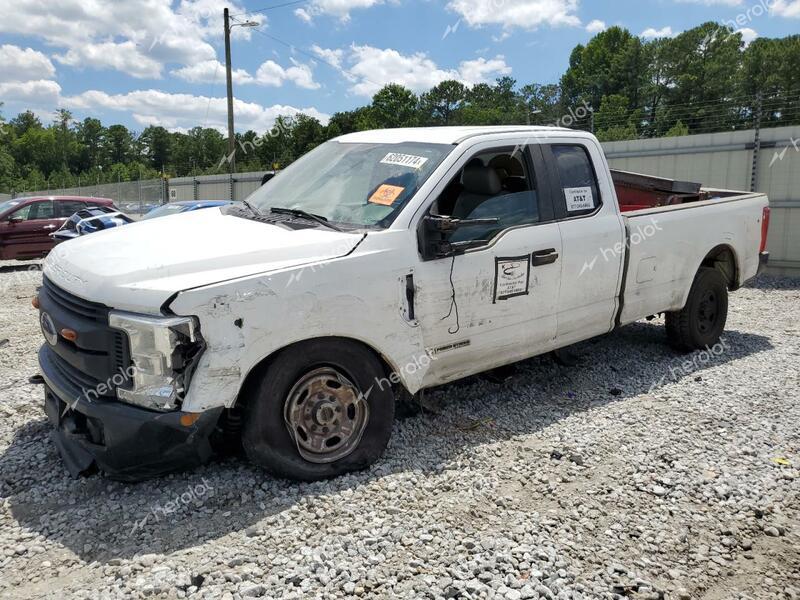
[56,200,87,219]
[541,142,626,346]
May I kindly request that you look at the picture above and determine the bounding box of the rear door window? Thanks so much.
[57,201,87,217]
[549,145,601,218]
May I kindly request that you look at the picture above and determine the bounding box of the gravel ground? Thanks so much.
[0,260,798,600]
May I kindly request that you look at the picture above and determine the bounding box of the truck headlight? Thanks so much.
[109,312,204,412]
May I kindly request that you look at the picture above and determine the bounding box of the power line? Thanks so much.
[231,0,311,17]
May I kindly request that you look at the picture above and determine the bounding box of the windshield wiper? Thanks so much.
[270,207,343,231]
[241,198,262,216]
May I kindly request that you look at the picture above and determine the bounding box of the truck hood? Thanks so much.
[43,207,365,313]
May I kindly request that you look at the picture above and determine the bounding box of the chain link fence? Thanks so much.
[7,171,274,215]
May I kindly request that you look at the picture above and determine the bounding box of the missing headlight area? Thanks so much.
[108,312,206,412]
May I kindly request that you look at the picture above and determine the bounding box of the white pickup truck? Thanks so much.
[36,126,770,481]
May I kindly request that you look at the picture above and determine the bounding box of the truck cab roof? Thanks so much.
[335,125,574,145]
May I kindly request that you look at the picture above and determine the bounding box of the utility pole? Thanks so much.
[750,92,763,193]
[224,7,236,174]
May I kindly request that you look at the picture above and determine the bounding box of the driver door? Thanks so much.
[412,141,562,386]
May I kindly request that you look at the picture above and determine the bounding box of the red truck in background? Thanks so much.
[0,196,115,260]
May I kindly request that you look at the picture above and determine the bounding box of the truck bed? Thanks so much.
[610,169,746,212]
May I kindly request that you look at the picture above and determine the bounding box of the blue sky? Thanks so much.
[0,0,798,134]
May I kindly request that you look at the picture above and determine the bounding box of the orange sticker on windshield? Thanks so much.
[369,184,405,206]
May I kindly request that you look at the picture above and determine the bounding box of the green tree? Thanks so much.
[138,125,172,171]
[659,23,744,133]
[560,26,647,113]
[419,80,467,125]
[369,84,419,128]
[75,118,105,173]
[104,124,134,165]
[595,94,639,141]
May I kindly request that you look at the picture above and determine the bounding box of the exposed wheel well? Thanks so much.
[233,336,400,411]
[701,245,739,291]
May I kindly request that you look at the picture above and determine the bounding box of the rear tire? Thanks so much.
[242,339,394,481]
[665,267,728,352]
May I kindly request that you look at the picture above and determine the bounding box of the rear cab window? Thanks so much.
[547,144,602,219]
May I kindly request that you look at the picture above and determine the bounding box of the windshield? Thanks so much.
[246,140,453,228]
[0,199,22,216]
[141,204,188,220]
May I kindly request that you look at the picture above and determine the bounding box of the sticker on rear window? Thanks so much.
[564,187,594,211]
[380,153,429,170]
[368,184,405,206]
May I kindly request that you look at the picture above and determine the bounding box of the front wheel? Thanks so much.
[665,267,728,352]
[242,339,395,481]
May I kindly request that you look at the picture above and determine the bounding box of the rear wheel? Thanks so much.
[242,339,394,481]
[665,267,728,352]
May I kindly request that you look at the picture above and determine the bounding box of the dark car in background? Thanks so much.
[0,196,115,260]
[141,200,232,220]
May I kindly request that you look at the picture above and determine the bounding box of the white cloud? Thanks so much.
[585,19,607,33]
[0,0,257,79]
[311,45,345,70]
[344,45,511,96]
[294,7,313,22]
[63,88,329,133]
[0,80,62,107]
[254,59,320,89]
[54,41,163,79]
[771,0,800,17]
[294,0,385,22]
[675,0,742,4]
[171,58,319,89]
[640,26,676,39]
[172,60,254,85]
[458,57,512,85]
[737,27,759,45]
[0,45,55,82]
[446,0,580,31]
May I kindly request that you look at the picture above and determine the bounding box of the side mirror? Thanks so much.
[7,216,23,225]
[418,215,499,260]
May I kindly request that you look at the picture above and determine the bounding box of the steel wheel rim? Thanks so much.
[697,290,718,334]
[283,367,369,464]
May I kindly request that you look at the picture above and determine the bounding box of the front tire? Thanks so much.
[665,267,728,352]
[242,339,395,481]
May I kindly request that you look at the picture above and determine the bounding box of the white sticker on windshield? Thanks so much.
[380,153,429,170]
[564,186,594,211]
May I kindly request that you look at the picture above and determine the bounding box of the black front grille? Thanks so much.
[48,346,105,395]
[39,277,132,398]
[43,276,109,322]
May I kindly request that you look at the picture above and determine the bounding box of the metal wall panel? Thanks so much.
[603,125,800,275]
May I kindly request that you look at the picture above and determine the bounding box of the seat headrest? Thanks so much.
[489,154,525,177]
[462,163,502,196]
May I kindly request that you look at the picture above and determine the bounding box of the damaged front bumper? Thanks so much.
[40,345,222,481]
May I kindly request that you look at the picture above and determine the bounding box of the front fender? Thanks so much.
[170,256,427,412]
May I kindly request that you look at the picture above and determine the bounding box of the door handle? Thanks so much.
[43,225,56,230]
[531,248,559,266]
